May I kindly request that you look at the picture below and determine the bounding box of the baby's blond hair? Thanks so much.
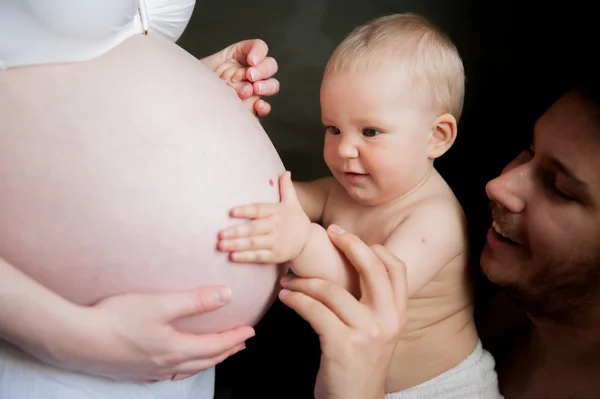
[325,13,465,121]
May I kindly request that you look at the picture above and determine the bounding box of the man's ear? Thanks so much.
[427,113,457,159]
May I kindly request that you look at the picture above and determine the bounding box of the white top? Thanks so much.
[0,0,196,70]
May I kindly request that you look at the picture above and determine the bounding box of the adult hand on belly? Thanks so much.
[59,285,254,382]
[201,39,280,117]
[1,256,253,382]
[0,35,285,340]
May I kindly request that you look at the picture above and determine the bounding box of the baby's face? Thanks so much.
[320,68,434,205]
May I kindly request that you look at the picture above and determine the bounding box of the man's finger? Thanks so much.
[327,226,393,311]
[278,289,345,337]
[280,276,371,328]
[371,245,408,319]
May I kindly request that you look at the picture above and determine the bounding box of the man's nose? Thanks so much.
[485,162,533,213]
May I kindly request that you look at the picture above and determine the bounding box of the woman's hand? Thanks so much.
[278,225,408,399]
[201,39,279,117]
[0,258,253,383]
[47,286,255,382]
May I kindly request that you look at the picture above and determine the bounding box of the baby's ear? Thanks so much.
[427,113,457,159]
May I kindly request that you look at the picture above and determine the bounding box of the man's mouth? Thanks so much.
[491,220,521,245]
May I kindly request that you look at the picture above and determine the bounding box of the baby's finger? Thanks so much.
[230,250,275,263]
[218,235,273,252]
[230,203,276,219]
[219,218,276,239]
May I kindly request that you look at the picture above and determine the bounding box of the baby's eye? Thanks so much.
[363,128,382,137]
[326,126,341,135]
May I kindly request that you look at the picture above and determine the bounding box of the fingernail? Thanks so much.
[241,85,250,97]
[252,55,260,66]
[280,275,292,284]
[279,288,291,297]
[256,83,263,93]
[216,287,232,304]
[250,69,260,80]
[328,224,345,236]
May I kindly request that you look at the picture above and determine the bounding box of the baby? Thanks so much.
[218,14,501,398]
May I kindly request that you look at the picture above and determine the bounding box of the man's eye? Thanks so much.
[363,128,382,137]
[542,173,577,202]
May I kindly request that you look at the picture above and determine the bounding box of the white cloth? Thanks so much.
[385,341,503,399]
[0,340,214,399]
[0,0,195,69]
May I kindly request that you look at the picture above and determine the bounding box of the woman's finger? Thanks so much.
[247,56,278,82]
[253,78,280,97]
[172,326,254,360]
[151,286,232,322]
[170,342,246,376]
[253,99,271,117]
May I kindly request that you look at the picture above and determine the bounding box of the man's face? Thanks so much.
[481,90,600,322]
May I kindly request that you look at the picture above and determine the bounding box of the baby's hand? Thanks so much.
[218,172,310,264]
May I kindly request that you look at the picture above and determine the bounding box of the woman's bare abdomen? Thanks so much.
[0,34,285,333]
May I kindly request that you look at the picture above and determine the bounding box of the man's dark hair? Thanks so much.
[573,70,600,125]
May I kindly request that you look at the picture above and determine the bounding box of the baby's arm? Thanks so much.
[218,172,336,264]
[288,200,465,296]
[288,223,359,295]
[217,173,357,292]
[384,200,466,297]
[294,177,335,222]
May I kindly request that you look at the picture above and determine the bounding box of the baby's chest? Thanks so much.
[323,205,403,246]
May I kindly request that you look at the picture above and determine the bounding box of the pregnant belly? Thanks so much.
[0,34,285,334]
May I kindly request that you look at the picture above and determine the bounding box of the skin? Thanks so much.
[481,88,600,398]
[0,36,280,382]
[218,66,480,391]
[278,225,409,399]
